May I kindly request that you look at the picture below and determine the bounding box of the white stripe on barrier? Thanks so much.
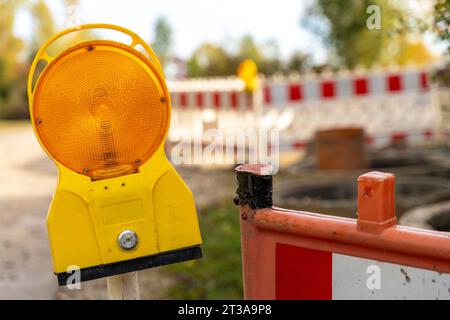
[337,77,352,98]
[303,81,320,101]
[332,254,450,300]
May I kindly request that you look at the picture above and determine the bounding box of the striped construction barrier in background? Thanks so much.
[167,77,257,142]
[167,67,445,151]
[233,164,450,300]
[262,70,429,105]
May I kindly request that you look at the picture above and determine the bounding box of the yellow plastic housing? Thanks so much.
[28,24,202,275]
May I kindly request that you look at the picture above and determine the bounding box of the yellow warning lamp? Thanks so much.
[237,59,259,92]
[27,24,202,285]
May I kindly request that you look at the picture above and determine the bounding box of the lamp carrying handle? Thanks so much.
[27,23,164,97]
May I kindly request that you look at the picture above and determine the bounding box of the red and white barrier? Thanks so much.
[234,164,450,300]
[170,90,253,111]
[261,69,440,148]
[277,245,450,300]
[263,70,429,106]
[167,78,258,142]
[167,66,444,150]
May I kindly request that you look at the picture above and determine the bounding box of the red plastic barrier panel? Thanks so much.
[234,164,450,300]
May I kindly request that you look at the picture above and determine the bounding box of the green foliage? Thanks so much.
[0,1,26,119]
[151,16,173,67]
[187,43,238,78]
[302,0,435,68]
[0,1,25,79]
[30,0,56,51]
[237,35,264,65]
[187,35,310,77]
[0,69,29,120]
[287,51,311,73]
[434,0,449,55]
[0,0,60,120]
[165,203,243,299]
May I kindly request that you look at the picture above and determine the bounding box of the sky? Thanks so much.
[14,0,328,62]
[13,0,445,64]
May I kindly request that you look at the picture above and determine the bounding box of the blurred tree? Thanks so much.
[262,39,282,73]
[433,0,450,86]
[260,57,284,75]
[287,51,311,73]
[236,35,264,66]
[0,1,24,81]
[0,0,26,119]
[187,36,296,77]
[151,16,173,68]
[30,0,56,50]
[302,0,435,68]
[434,0,449,55]
[256,38,286,75]
[380,38,436,66]
[0,0,58,119]
[235,35,284,75]
[186,43,234,77]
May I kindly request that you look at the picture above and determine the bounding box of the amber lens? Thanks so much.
[33,43,168,176]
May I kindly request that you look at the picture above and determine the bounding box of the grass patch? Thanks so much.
[164,202,243,299]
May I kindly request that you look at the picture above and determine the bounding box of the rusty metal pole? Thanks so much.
[234,164,274,299]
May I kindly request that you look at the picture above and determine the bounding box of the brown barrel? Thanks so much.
[315,127,368,170]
